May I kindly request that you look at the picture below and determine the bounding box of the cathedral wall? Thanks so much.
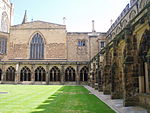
[67,33,90,61]
[4,22,67,60]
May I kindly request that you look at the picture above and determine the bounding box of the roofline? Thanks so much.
[11,20,66,27]
[67,32,106,34]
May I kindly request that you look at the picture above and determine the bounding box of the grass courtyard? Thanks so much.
[0,85,115,113]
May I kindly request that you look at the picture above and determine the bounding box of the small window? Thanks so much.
[0,38,7,54]
[100,41,105,48]
[78,40,86,46]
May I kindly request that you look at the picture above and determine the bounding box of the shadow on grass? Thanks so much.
[31,86,84,113]
[31,86,115,113]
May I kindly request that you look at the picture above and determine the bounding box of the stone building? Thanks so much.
[0,0,106,85]
[89,0,150,111]
[1,0,150,111]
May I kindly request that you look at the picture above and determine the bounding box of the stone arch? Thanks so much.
[6,66,15,81]
[0,68,2,81]
[28,31,46,45]
[30,33,45,59]
[139,29,150,61]
[116,26,121,34]
[80,66,88,82]
[121,19,128,28]
[49,66,61,81]
[111,32,116,39]
[139,29,150,92]
[65,66,76,81]
[1,11,9,33]
[35,66,46,81]
[129,10,136,20]
[20,66,31,81]
[139,0,147,9]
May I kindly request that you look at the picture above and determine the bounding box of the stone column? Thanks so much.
[76,65,80,85]
[15,63,20,84]
[103,49,111,95]
[144,62,150,93]
[103,65,111,94]
[61,65,64,84]
[31,65,35,84]
[1,64,5,83]
[46,65,49,85]
[111,40,123,99]
[98,69,103,91]
[123,27,139,106]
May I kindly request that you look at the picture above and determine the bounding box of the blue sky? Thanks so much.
[10,0,130,32]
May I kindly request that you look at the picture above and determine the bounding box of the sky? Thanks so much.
[10,0,130,32]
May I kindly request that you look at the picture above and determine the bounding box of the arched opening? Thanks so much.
[20,66,31,81]
[80,66,88,81]
[65,67,75,81]
[6,66,15,81]
[0,69,2,81]
[1,12,9,33]
[139,29,150,93]
[50,66,60,82]
[30,33,44,59]
[35,66,46,81]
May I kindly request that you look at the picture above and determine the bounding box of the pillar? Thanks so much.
[1,64,5,83]
[15,63,20,84]
[123,27,139,106]
[76,65,80,85]
[61,65,64,84]
[145,62,150,93]
[111,40,123,99]
[46,65,49,85]
[103,65,111,95]
[31,65,35,84]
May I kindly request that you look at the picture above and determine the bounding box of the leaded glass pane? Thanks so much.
[30,33,44,59]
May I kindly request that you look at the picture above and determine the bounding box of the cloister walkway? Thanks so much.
[84,85,148,113]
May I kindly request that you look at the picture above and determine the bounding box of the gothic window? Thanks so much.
[65,67,75,81]
[50,66,60,81]
[80,66,88,81]
[6,66,15,81]
[30,33,44,59]
[0,69,2,81]
[20,66,31,81]
[0,38,7,54]
[1,12,9,33]
[35,66,46,81]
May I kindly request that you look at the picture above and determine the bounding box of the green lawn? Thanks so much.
[0,85,115,113]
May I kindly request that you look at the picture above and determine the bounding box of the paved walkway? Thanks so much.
[84,85,148,113]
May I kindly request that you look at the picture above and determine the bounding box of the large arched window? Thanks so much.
[30,33,44,59]
[20,66,31,81]
[80,66,88,82]
[65,67,75,81]
[1,12,9,33]
[50,66,60,81]
[35,66,46,81]
[6,66,15,81]
[0,69,2,81]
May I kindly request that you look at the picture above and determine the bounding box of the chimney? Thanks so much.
[92,20,96,32]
